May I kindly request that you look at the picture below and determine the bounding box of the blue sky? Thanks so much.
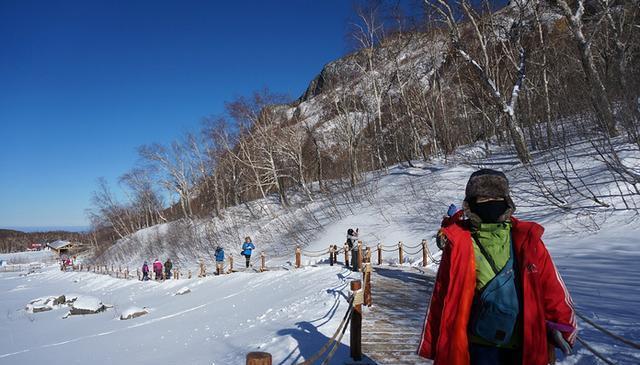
[0,0,361,228]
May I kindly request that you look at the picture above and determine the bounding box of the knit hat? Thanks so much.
[463,169,516,225]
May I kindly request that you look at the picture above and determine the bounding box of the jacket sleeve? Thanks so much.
[418,240,452,359]
[538,241,578,346]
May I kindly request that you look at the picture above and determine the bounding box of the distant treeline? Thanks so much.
[0,229,86,253]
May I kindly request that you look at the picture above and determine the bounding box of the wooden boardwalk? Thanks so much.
[361,266,435,365]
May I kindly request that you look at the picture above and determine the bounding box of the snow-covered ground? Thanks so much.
[0,264,357,364]
[2,140,639,364]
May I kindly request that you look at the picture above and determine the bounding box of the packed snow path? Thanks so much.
[361,266,433,365]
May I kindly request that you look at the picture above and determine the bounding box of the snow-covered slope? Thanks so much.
[3,140,639,364]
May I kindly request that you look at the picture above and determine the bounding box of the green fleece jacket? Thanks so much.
[471,222,521,348]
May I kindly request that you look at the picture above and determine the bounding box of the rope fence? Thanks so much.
[246,280,361,365]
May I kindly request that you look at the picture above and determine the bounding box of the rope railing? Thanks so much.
[62,238,441,285]
[576,337,616,365]
[576,311,640,350]
[294,296,354,365]
[246,280,361,365]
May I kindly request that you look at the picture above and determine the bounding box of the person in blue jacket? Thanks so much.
[241,236,255,268]
[215,246,225,275]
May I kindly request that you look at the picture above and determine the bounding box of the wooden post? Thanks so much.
[344,243,350,267]
[198,260,206,277]
[357,240,363,272]
[176,269,180,280]
[111,265,114,274]
[188,270,192,279]
[365,246,371,264]
[329,245,334,266]
[119,266,122,279]
[398,241,404,265]
[364,263,372,307]
[377,244,382,265]
[350,280,363,361]
[295,245,301,268]
[229,254,234,273]
[246,352,272,365]
[125,267,129,279]
[422,239,428,267]
[260,252,266,272]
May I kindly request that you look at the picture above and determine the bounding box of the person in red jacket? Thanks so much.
[418,169,577,365]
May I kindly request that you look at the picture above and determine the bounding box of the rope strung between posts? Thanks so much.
[294,296,354,365]
[380,247,399,252]
[576,337,616,365]
[319,307,352,365]
[402,243,423,249]
[403,249,423,256]
[301,250,329,258]
[576,311,640,350]
[301,247,331,255]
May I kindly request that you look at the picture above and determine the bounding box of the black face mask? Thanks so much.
[469,200,509,223]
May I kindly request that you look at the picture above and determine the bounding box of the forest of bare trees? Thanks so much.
[87,0,640,253]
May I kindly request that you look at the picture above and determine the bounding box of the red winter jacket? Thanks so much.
[418,212,577,365]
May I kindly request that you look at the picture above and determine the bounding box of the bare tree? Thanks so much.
[428,0,532,163]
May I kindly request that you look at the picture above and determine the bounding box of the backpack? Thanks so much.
[469,236,520,346]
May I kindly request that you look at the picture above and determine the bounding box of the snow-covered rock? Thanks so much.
[120,306,148,320]
[69,295,106,315]
[25,295,66,313]
[175,287,191,296]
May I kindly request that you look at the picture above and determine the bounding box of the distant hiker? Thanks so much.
[141,261,150,281]
[418,169,577,365]
[164,258,173,280]
[215,246,225,275]
[153,259,163,280]
[346,228,358,250]
[241,237,255,268]
[329,244,338,266]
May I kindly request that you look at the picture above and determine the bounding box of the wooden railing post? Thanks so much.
[350,280,363,361]
[260,252,266,272]
[246,352,272,365]
[377,244,382,265]
[364,263,372,307]
[365,246,371,264]
[229,254,234,273]
[422,239,428,267]
[344,243,350,267]
[329,245,334,266]
[398,241,404,265]
[295,245,301,268]
[188,269,192,279]
[357,240,363,272]
[198,260,206,277]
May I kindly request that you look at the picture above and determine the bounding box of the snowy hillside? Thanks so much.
[2,139,640,364]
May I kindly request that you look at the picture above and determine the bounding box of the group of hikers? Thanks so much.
[139,236,256,281]
[141,258,172,281]
[59,255,79,271]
